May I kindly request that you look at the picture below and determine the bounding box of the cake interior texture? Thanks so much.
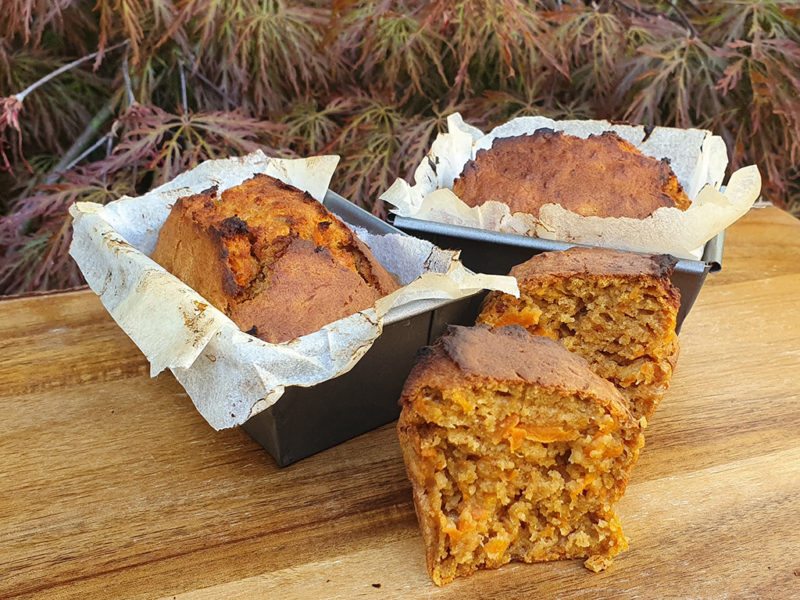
[478,248,680,421]
[450,129,691,219]
[398,326,644,585]
[150,174,399,343]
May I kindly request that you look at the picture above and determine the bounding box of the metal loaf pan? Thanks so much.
[391,215,726,333]
[242,191,475,467]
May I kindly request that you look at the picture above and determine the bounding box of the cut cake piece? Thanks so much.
[397,325,644,586]
[477,246,680,421]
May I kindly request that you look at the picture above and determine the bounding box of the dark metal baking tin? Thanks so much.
[390,215,725,333]
[242,191,470,467]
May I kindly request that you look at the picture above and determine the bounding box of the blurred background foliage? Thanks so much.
[0,0,798,295]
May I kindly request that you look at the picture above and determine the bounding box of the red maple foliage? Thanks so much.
[1,1,798,295]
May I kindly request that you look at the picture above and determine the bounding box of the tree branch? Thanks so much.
[179,62,189,114]
[15,41,129,103]
[122,53,136,106]
[46,103,114,184]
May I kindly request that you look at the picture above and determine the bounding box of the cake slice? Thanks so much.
[450,129,691,219]
[397,325,644,585]
[477,247,680,421]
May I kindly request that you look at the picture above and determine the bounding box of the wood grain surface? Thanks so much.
[1,206,799,599]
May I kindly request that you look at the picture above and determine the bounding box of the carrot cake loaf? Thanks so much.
[151,174,399,343]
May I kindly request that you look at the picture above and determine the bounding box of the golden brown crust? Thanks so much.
[510,245,678,283]
[401,325,630,420]
[151,174,400,343]
[226,238,385,343]
[396,416,444,582]
[451,130,691,219]
[151,190,234,310]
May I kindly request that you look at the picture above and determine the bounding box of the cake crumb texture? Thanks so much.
[478,247,680,420]
[398,325,644,585]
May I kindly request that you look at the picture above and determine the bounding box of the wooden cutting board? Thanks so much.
[1,206,799,600]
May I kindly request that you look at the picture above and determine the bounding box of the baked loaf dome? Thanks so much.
[151,174,400,343]
[397,325,644,586]
[477,247,680,421]
[450,129,691,219]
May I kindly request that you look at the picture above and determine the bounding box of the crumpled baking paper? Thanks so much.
[381,113,762,259]
[69,151,518,430]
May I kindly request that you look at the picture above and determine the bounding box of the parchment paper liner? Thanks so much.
[69,151,518,430]
[381,114,762,259]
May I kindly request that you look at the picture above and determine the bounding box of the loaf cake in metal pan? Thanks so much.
[151,173,400,343]
[397,325,644,585]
